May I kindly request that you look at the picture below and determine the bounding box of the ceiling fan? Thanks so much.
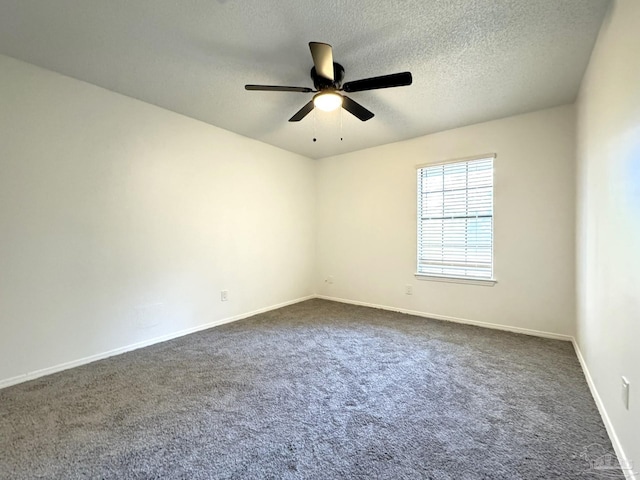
[245,42,413,122]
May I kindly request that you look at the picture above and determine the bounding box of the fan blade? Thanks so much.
[342,96,374,121]
[245,85,314,93]
[289,101,315,122]
[342,72,412,92]
[309,42,334,82]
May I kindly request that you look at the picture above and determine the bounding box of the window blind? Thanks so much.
[417,156,494,279]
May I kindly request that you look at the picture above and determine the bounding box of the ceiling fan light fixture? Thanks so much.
[313,91,343,112]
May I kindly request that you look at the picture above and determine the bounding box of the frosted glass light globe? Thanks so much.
[313,92,343,112]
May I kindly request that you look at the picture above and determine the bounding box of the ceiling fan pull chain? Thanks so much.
[313,109,317,142]
[340,107,343,141]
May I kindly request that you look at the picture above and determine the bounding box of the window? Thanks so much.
[416,155,494,282]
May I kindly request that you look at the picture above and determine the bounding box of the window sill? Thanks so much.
[414,273,497,286]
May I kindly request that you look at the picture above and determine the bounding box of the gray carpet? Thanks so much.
[0,299,622,479]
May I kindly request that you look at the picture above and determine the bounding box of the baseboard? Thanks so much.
[572,340,637,480]
[316,294,573,341]
[1,294,569,390]
[0,294,315,390]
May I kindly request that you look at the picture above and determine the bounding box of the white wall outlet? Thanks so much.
[405,284,413,295]
[326,276,334,284]
[221,290,229,302]
[134,303,163,329]
[622,376,630,410]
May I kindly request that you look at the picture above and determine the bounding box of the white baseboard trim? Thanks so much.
[0,294,315,390]
[572,340,636,480]
[315,295,573,341]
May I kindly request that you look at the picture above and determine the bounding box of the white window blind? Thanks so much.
[417,156,494,280]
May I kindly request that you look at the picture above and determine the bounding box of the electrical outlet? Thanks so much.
[622,377,630,410]
[221,290,229,302]
[405,284,413,295]
[134,303,163,329]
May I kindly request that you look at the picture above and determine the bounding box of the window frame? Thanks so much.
[414,154,497,286]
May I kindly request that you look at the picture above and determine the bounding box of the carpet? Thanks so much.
[0,299,623,479]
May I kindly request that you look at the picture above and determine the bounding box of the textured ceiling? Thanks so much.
[0,0,609,159]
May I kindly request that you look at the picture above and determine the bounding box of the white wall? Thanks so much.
[0,55,315,385]
[316,105,576,336]
[576,0,640,473]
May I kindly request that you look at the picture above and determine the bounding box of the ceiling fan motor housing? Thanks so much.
[311,62,345,90]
